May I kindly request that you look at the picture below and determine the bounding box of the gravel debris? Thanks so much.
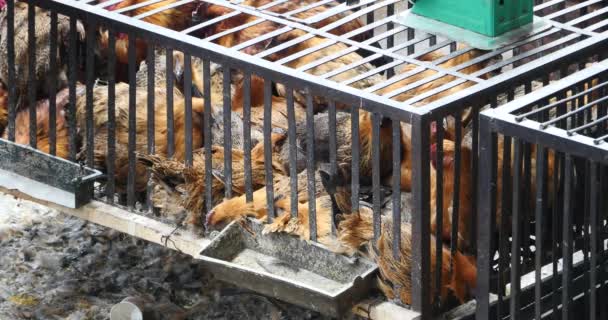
[0,193,337,320]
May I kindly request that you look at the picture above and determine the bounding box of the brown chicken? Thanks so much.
[338,210,477,306]
[430,140,474,252]
[267,29,384,110]
[293,110,394,183]
[323,167,477,306]
[98,0,197,65]
[1,87,73,159]
[140,133,288,225]
[0,2,84,104]
[377,49,490,139]
[76,82,206,194]
[493,136,556,230]
[0,84,6,136]
[196,0,370,112]
[205,167,326,227]
[206,167,338,248]
[231,75,307,131]
[198,0,365,55]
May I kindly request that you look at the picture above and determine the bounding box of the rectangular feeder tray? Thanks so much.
[0,139,102,208]
[199,219,378,317]
[397,10,549,50]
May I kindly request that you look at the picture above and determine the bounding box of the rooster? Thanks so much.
[98,0,197,65]
[1,87,74,159]
[0,2,85,105]
[322,166,477,306]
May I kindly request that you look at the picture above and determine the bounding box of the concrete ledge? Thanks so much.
[0,187,419,320]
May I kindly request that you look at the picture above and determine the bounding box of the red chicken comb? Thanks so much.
[0,0,6,10]
[430,142,455,170]
[430,143,438,169]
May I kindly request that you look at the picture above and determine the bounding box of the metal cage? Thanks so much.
[479,60,608,320]
[1,0,608,318]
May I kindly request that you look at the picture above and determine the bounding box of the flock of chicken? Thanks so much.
[1,0,572,311]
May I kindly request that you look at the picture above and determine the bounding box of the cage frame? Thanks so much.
[478,60,608,320]
[2,0,608,318]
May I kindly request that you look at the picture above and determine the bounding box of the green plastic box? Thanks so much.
[411,0,533,37]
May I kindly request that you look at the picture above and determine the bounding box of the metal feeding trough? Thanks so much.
[0,139,102,208]
[199,219,378,317]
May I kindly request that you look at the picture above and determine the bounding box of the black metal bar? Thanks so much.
[582,158,591,319]
[27,2,37,149]
[86,22,96,167]
[386,3,395,78]
[372,113,381,241]
[264,78,275,221]
[6,0,15,142]
[477,117,495,319]
[223,67,233,199]
[351,105,360,214]
[498,134,512,319]
[329,99,337,234]
[106,30,117,203]
[470,107,479,249]
[392,118,401,258]
[242,72,253,203]
[306,90,317,242]
[600,164,607,320]
[434,121,444,310]
[552,151,562,317]
[166,51,175,158]
[184,53,193,167]
[411,115,431,316]
[49,12,58,156]
[450,113,462,266]
[286,86,298,219]
[146,45,155,211]
[68,17,78,161]
[589,161,598,320]
[563,154,573,320]
[510,139,522,320]
[127,35,137,209]
[203,59,213,213]
[521,141,532,272]
[535,145,547,320]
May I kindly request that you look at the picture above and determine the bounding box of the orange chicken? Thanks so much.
[322,167,477,306]
[98,0,197,65]
[205,167,326,227]
[139,133,288,225]
[76,82,206,194]
[1,87,73,159]
[231,75,307,131]
[430,140,474,252]
[0,2,84,103]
